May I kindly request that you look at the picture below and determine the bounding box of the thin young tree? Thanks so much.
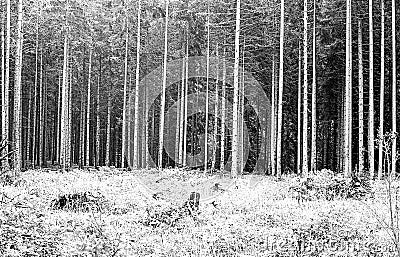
[86,48,92,166]
[220,46,226,171]
[344,0,352,177]
[378,0,385,179]
[96,56,102,167]
[121,2,129,168]
[270,55,276,175]
[158,0,169,169]
[368,0,375,179]
[391,0,396,175]
[297,42,302,173]
[204,1,210,172]
[358,19,364,174]
[276,0,284,178]
[133,0,141,169]
[60,13,69,169]
[311,0,317,173]
[2,0,10,169]
[13,0,23,174]
[231,0,241,178]
[302,0,308,176]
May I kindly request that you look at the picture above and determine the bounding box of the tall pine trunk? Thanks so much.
[133,0,141,169]
[358,19,364,174]
[391,0,396,175]
[344,0,352,177]
[86,49,92,166]
[368,0,375,179]
[96,56,102,167]
[121,4,129,168]
[204,2,210,172]
[297,43,302,173]
[158,0,169,169]
[311,0,317,173]
[276,0,284,178]
[2,0,11,169]
[13,0,23,174]
[231,0,241,178]
[302,0,308,176]
[378,0,385,179]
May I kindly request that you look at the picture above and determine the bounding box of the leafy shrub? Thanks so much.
[289,169,372,202]
[51,191,105,212]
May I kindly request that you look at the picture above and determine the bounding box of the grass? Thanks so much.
[0,168,398,256]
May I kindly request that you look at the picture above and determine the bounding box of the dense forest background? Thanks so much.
[0,0,399,178]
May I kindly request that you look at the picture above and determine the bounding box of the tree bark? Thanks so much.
[368,0,375,179]
[297,42,302,173]
[158,0,169,169]
[276,0,284,178]
[311,0,317,173]
[13,0,24,174]
[204,2,210,172]
[121,3,129,168]
[391,0,396,175]
[378,0,385,179]
[86,49,92,166]
[133,0,141,169]
[2,0,11,169]
[302,0,308,176]
[231,0,241,178]
[358,19,364,174]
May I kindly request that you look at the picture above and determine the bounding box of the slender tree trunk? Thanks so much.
[2,0,11,169]
[297,42,302,173]
[1,22,5,162]
[378,0,385,179]
[231,0,241,178]
[39,50,44,168]
[86,49,92,166]
[121,4,129,168]
[183,29,189,167]
[96,56,102,167]
[133,0,141,169]
[276,0,284,178]
[158,0,169,169]
[311,0,317,173]
[302,0,309,176]
[204,2,210,172]
[212,45,219,170]
[270,55,276,175]
[178,37,186,166]
[391,0,396,175]
[220,47,226,171]
[106,84,112,166]
[358,19,364,174]
[240,40,245,173]
[344,0,352,177]
[13,0,23,174]
[57,72,62,164]
[60,37,69,168]
[368,0,375,179]
[27,88,32,165]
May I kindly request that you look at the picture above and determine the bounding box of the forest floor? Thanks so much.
[0,168,398,256]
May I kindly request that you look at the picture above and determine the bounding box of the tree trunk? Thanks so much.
[378,0,385,179]
[96,55,102,167]
[231,0,241,178]
[344,0,352,177]
[302,0,308,176]
[158,0,169,169]
[368,0,375,179]
[183,29,189,167]
[311,0,317,173]
[13,0,23,174]
[106,82,112,166]
[86,49,92,167]
[297,42,302,173]
[270,55,276,175]
[121,4,129,169]
[133,0,141,169]
[2,0,11,169]
[358,19,364,175]
[60,37,69,169]
[212,45,219,170]
[204,3,210,172]
[220,46,226,171]
[391,0,396,175]
[39,50,44,167]
[276,0,284,178]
